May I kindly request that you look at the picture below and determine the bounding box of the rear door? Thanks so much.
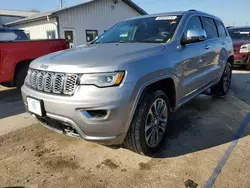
[214,20,231,76]
[200,17,221,85]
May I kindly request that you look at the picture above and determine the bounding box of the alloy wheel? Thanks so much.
[223,64,232,93]
[145,98,168,148]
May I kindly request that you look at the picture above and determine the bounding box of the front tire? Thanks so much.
[124,89,172,156]
[211,62,232,96]
[245,64,250,70]
[15,65,29,89]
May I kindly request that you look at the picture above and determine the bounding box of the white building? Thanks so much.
[5,0,146,47]
[0,9,36,26]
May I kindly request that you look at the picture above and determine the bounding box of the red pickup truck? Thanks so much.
[0,27,69,88]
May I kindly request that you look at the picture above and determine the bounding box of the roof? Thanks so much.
[5,9,57,26]
[0,9,36,17]
[5,0,147,26]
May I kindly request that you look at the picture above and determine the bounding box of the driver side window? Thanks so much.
[184,16,203,36]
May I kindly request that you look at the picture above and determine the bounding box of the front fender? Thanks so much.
[124,72,179,133]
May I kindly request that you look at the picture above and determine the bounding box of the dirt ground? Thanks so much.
[0,69,250,188]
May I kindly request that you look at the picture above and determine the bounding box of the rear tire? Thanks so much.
[15,65,29,89]
[124,88,173,156]
[210,62,232,96]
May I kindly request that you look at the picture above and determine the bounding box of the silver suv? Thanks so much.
[21,10,233,155]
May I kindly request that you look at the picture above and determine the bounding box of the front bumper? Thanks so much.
[21,83,136,145]
[233,53,250,65]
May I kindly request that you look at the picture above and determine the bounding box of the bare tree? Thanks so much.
[27,9,40,13]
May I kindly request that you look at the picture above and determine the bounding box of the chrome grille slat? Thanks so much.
[64,74,78,95]
[31,70,38,88]
[37,71,45,91]
[25,69,78,95]
[53,73,65,94]
[26,69,32,86]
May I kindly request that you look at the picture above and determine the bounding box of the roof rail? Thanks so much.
[188,9,196,12]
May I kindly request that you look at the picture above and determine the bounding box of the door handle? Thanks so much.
[205,45,211,50]
[221,41,226,45]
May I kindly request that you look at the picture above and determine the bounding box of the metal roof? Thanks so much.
[0,9,36,17]
[5,0,147,26]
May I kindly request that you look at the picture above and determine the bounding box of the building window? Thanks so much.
[47,30,56,39]
[86,30,98,42]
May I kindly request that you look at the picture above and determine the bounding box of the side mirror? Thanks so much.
[181,29,207,45]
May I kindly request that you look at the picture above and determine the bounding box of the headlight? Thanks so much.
[79,72,125,87]
[240,44,250,53]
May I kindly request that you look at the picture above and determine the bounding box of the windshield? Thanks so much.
[94,16,182,44]
[228,28,250,40]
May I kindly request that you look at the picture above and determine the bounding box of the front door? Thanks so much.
[64,29,75,48]
[180,16,206,98]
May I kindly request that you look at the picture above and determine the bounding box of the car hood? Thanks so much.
[232,39,250,47]
[30,43,165,73]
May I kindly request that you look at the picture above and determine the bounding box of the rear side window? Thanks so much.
[0,30,28,41]
[0,31,18,41]
[184,16,203,35]
[215,20,227,37]
[202,17,218,39]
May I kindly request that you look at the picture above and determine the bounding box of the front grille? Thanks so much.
[234,47,238,53]
[26,69,78,95]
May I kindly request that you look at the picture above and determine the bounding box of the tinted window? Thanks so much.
[94,16,182,44]
[25,32,30,39]
[184,16,203,35]
[203,17,218,39]
[215,20,227,37]
[228,28,250,40]
[14,30,29,40]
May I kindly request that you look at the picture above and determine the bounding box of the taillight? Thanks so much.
[63,42,69,49]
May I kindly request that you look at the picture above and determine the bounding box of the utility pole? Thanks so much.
[59,0,63,8]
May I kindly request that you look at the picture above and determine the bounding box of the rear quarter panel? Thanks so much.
[0,39,68,83]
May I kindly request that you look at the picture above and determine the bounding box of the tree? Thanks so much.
[27,9,40,13]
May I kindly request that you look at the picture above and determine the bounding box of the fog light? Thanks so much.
[82,110,108,119]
